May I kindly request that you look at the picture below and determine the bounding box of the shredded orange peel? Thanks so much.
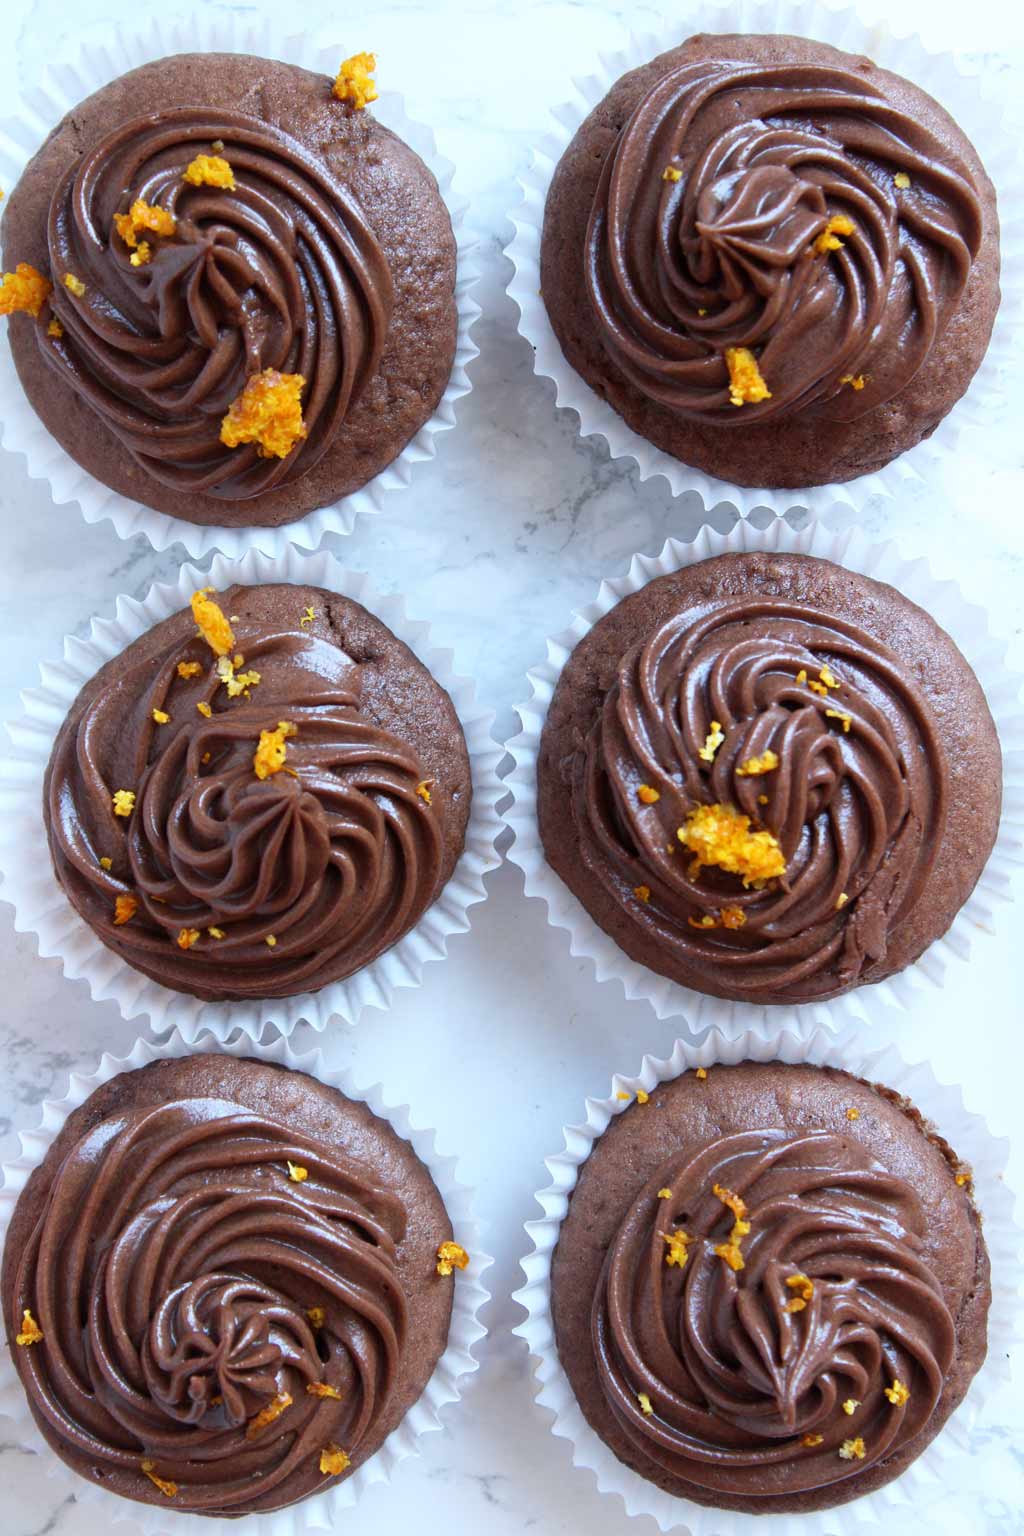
[177,928,201,951]
[247,1391,293,1439]
[307,1306,326,1329]
[662,1228,692,1269]
[320,1443,351,1476]
[814,213,855,255]
[307,1381,343,1400]
[725,347,771,407]
[736,750,779,777]
[217,652,261,698]
[184,154,235,190]
[416,779,433,805]
[112,789,136,817]
[846,1107,860,1122]
[634,884,651,903]
[884,1379,910,1406]
[141,1459,178,1498]
[839,1436,866,1461]
[840,373,867,391]
[638,1392,654,1415]
[287,1161,309,1182]
[221,368,307,459]
[698,719,725,762]
[785,1273,814,1313]
[894,171,911,190]
[64,272,86,297]
[16,1308,44,1346]
[113,200,176,255]
[712,1183,750,1272]
[802,1433,824,1448]
[662,165,682,183]
[688,905,746,931]
[113,893,138,926]
[436,1240,470,1277]
[637,783,660,804]
[0,263,53,318]
[191,589,235,657]
[333,52,378,110]
[254,720,298,780]
[678,803,785,888]
[177,659,203,679]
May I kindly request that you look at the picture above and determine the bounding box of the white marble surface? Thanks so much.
[1,0,1023,1532]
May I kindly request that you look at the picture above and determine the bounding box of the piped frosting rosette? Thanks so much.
[0,11,477,557]
[9,1097,407,1513]
[580,594,944,1005]
[46,593,445,1002]
[586,56,981,425]
[595,1128,951,1497]
[0,1030,490,1536]
[0,545,502,1040]
[505,516,1023,1039]
[507,0,1022,515]
[514,1021,1022,1534]
[44,107,392,501]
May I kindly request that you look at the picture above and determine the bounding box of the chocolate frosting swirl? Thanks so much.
[9,1093,408,1513]
[576,596,947,1002]
[47,608,444,1000]
[586,57,982,422]
[594,1128,955,1498]
[40,108,392,498]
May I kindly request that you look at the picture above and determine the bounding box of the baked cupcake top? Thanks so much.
[44,583,471,1001]
[2,1055,464,1516]
[540,34,1000,489]
[0,53,458,525]
[551,1062,988,1513]
[586,46,982,425]
[537,553,1001,1006]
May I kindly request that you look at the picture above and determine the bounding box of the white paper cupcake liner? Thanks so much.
[505,516,1024,1040]
[0,545,502,1040]
[506,0,1023,518]
[0,1027,491,1536]
[513,1016,1021,1535]
[0,10,478,559]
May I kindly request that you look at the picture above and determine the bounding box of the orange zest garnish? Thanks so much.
[221,369,307,459]
[320,1443,351,1475]
[183,154,235,190]
[661,1229,692,1269]
[16,1309,44,1346]
[416,779,433,805]
[177,659,202,678]
[436,1240,470,1277]
[637,783,660,804]
[736,750,779,777]
[678,803,785,888]
[140,1459,177,1497]
[0,263,53,318]
[190,588,235,657]
[113,199,176,251]
[246,1391,293,1440]
[177,927,200,951]
[712,1184,750,1272]
[698,720,725,762]
[725,347,771,406]
[113,893,138,926]
[839,1437,866,1461]
[112,789,135,817]
[307,1382,343,1400]
[253,720,297,780]
[333,52,378,110]
[814,214,855,255]
[884,1379,910,1406]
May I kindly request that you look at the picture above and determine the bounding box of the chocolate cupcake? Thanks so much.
[43,583,471,1002]
[2,1053,470,1516]
[536,551,1001,1007]
[539,33,999,489]
[550,1060,989,1514]
[0,51,457,527]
